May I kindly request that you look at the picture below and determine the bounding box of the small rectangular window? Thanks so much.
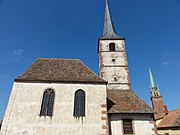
[112,59,115,62]
[123,119,133,134]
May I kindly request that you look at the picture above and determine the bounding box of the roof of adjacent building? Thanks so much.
[15,58,106,84]
[158,109,180,128]
[107,89,154,113]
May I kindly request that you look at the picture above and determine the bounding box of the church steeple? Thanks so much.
[98,0,131,90]
[148,67,161,97]
[149,67,158,90]
[100,0,121,39]
[148,66,168,120]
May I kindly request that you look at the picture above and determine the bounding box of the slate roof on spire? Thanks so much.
[100,0,122,39]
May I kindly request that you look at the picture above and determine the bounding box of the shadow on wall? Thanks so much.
[0,120,2,130]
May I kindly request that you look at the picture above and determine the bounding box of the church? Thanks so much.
[1,0,157,135]
[149,68,180,135]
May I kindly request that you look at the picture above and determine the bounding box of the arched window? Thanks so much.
[109,43,115,51]
[74,90,85,117]
[40,88,55,116]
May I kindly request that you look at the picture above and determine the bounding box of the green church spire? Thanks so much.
[148,66,159,91]
[149,67,161,97]
[148,66,161,97]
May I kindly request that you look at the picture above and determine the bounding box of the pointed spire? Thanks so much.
[148,66,158,90]
[149,66,161,97]
[100,0,121,39]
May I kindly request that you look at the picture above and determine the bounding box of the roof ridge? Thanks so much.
[37,58,80,61]
[168,109,180,113]
[107,89,132,91]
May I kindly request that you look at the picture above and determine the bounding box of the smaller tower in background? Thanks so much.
[149,67,160,97]
[149,67,168,120]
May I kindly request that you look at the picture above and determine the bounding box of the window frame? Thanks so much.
[73,89,86,117]
[40,88,55,116]
[109,43,115,51]
[122,119,134,135]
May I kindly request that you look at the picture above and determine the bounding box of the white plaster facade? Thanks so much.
[109,114,155,135]
[1,82,107,135]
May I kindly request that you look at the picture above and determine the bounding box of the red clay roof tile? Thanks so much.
[158,109,180,128]
[107,89,154,113]
[15,58,106,84]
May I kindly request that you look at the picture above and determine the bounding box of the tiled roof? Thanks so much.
[158,109,180,128]
[107,90,154,113]
[15,58,106,84]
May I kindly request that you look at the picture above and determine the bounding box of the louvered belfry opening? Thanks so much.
[74,90,85,117]
[40,88,55,116]
[123,119,133,134]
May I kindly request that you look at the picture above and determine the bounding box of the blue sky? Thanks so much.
[0,0,180,119]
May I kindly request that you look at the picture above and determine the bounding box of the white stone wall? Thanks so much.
[1,82,107,135]
[101,66,131,90]
[99,39,131,90]
[100,52,128,66]
[109,114,155,135]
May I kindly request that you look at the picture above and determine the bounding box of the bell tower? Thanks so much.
[149,67,168,120]
[98,0,131,90]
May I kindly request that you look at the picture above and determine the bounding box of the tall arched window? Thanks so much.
[40,88,55,116]
[109,43,115,51]
[74,90,85,117]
